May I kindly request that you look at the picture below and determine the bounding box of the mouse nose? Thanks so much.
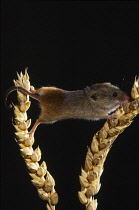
[120,94,130,104]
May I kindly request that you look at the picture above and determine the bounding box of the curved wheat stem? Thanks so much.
[78,76,139,210]
[12,69,58,210]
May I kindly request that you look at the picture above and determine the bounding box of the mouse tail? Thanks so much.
[5,86,39,108]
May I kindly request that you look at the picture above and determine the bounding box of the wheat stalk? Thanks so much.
[78,76,139,210]
[12,69,58,210]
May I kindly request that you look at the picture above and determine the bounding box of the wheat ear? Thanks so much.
[12,69,58,210]
[78,76,139,210]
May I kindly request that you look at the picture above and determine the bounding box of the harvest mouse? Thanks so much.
[5,83,129,136]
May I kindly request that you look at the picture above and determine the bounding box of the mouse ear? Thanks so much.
[91,93,98,101]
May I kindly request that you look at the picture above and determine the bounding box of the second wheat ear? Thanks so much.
[78,76,139,210]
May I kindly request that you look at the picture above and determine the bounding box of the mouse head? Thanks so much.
[85,83,129,115]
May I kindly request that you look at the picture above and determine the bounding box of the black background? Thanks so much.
[1,1,139,210]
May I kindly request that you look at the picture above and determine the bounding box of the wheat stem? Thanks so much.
[78,76,139,210]
[12,69,58,210]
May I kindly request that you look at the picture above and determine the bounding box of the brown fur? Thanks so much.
[5,83,129,136]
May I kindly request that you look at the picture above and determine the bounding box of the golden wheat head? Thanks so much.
[78,76,139,210]
[12,69,58,210]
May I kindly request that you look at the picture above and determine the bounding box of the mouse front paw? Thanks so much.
[107,113,117,120]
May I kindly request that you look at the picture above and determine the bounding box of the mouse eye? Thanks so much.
[113,92,118,97]
[91,93,98,101]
